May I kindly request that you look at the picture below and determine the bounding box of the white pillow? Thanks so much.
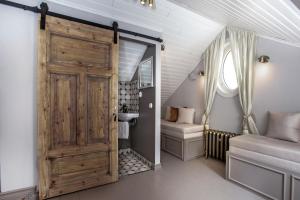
[265,112,300,142]
[176,108,195,124]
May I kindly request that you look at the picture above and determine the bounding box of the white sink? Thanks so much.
[118,113,139,122]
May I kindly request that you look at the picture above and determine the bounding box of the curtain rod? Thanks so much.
[0,0,163,43]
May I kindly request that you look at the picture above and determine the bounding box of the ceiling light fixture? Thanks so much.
[149,0,154,7]
[140,0,155,8]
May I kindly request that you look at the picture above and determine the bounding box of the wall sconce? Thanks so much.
[257,56,271,77]
[258,55,270,63]
[161,43,165,51]
[188,70,205,81]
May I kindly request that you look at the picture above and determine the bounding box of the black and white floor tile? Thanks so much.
[119,149,151,177]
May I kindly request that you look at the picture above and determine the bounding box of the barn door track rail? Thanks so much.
[0,0,163,44]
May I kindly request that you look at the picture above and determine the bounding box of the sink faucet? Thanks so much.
[121,104,128,113]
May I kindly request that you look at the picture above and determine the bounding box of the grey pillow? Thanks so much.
[266,112,300,142]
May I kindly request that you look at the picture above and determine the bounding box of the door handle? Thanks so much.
[113,113,117,122]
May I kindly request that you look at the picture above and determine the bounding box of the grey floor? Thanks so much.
[50,152,266,200]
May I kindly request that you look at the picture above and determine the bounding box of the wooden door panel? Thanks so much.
[51,152,109,175]
[49,73,78,148]
[87,76,110,144]
[49,168,112,197]
[46,16,114,44]
[49,34,111,68]
[38,16,118,199]
[47,143,110,158]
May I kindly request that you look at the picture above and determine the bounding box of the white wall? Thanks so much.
[0,4,38,192]
[164,37,300,134]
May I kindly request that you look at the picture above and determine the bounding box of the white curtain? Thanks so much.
[201,30,226,127]
[227,27,259,134]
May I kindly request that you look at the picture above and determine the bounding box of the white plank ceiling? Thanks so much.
[46,0,224,104]
[119,40,147,82]
[169,0,300,47]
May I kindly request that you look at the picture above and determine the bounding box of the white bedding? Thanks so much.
[230,146,300,174]
[230,135,300,163]
[161,119,204,134]
[161,119,204,139]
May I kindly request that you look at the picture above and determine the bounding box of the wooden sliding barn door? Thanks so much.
[37,16,118,199]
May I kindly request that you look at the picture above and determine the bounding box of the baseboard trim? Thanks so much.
[0,186,37,200]
[153,163,162,170]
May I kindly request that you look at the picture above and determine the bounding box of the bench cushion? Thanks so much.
[230,135,300,163]
[161,119,204,134]
[229,146,300,174]
[162,129,203,139]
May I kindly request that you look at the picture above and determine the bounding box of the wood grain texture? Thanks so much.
[50,34,111,68]
[0,186,37,200]
[38,15,118,199]
[38,18,51,200]
[50,73,78,148]
[46,16,113,43]
[87,76,109,144]
[51,152,109,175]
[109,33,119,181]
[48,171,113,197]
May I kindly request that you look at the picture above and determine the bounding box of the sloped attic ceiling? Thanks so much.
[119,40,147,82]
[292,0,300,10]
[169,0,300,47]
[45,0,224,104]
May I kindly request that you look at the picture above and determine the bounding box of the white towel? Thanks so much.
[118,122,129,139]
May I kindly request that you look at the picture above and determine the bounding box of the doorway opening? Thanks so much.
[118,37,156,177]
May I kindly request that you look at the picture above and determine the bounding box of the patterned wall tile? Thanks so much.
[119,80,139,113]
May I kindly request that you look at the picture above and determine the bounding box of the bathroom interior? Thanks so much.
[118,37,156,177]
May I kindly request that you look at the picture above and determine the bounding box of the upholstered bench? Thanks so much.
[161,119,206,161]
[226,135,300,200]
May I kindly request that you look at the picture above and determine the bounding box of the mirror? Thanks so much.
[138,57,154,89]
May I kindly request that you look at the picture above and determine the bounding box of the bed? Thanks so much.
[161,119,206,161]
[226,135,300,200]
